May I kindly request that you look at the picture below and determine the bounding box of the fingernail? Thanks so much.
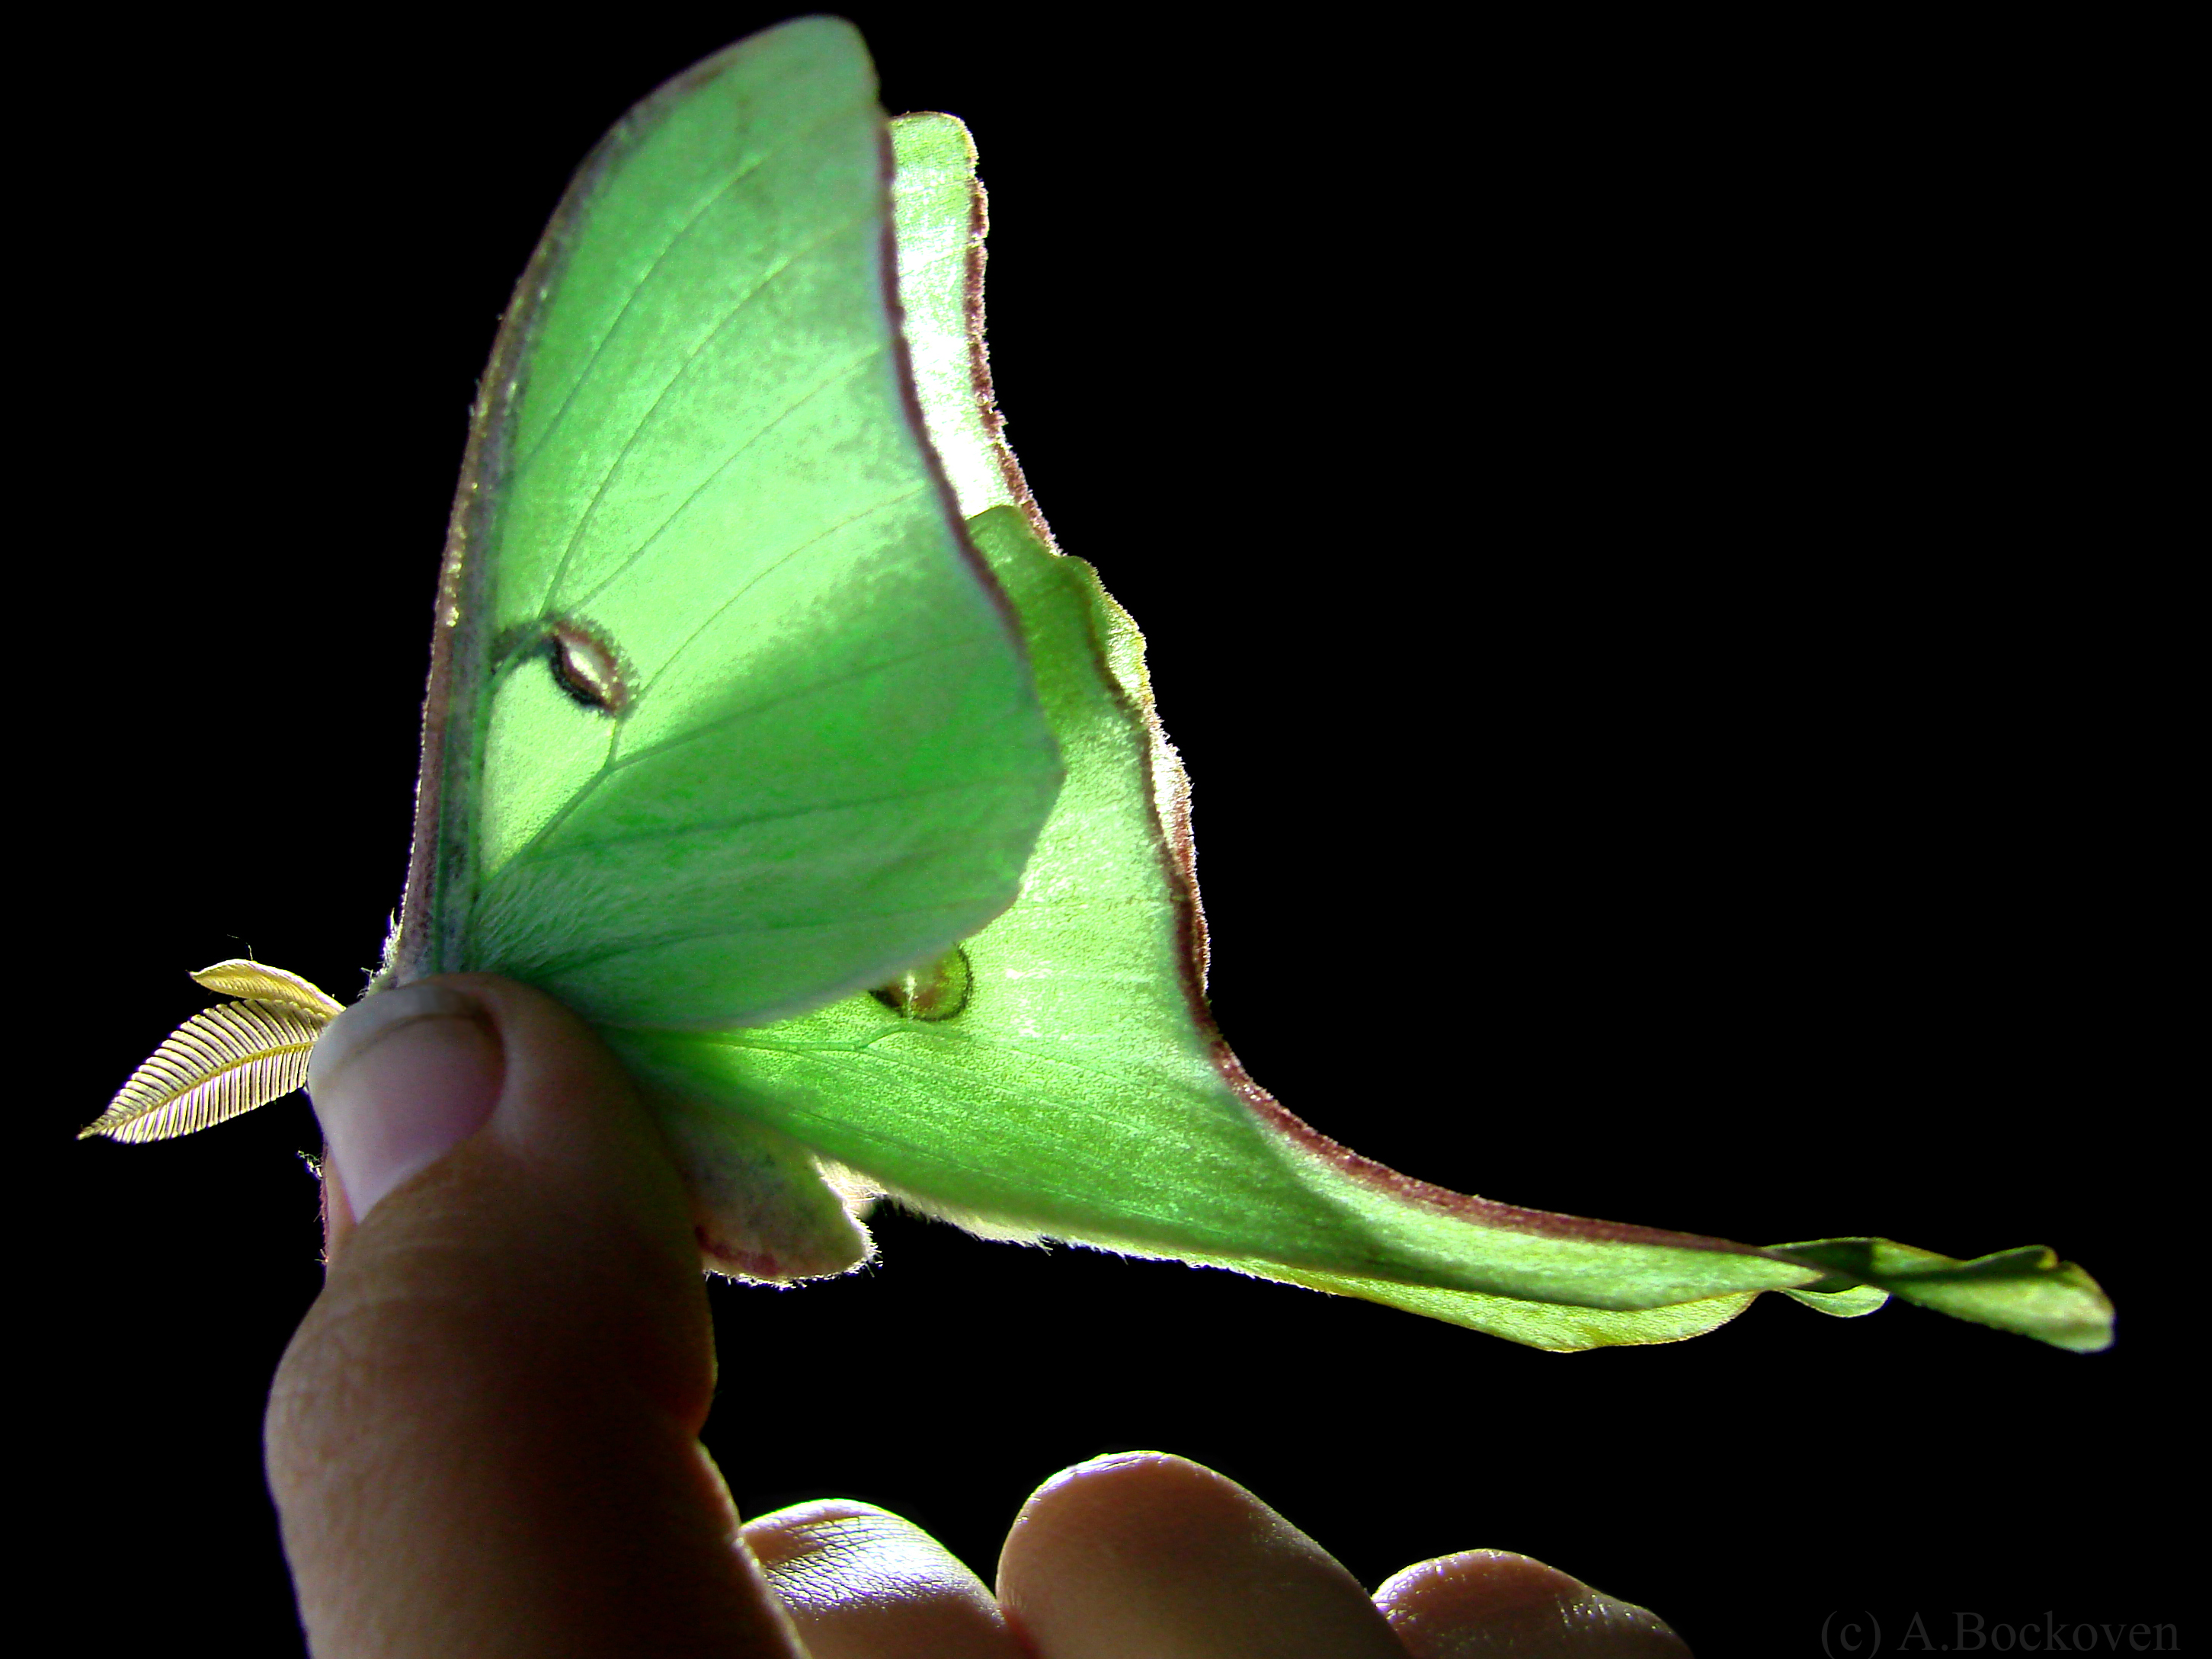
[308,983,504,1222]
[1375,1552,1691,1657]
[1071,1451,1161,1472]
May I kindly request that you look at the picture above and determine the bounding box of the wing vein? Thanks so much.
[533,898,987,980]
[605,636,967,775]
[505,764,1043,868]
[567,348,898,625]
[537,207,881,615]
[488,479,935,876]
[510,94,865,487]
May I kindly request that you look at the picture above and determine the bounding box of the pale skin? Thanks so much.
[268,975,1692,1656]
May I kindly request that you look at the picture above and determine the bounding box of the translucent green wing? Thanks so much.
[886,114,1023,520]
[612,114,2111,1353]
[386,19,1061,1030]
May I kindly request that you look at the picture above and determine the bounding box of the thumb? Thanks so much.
[266,975,802,1658]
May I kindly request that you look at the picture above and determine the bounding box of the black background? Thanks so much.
[25,8,2181,1654]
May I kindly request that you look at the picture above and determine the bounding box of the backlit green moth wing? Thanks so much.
[613,118,2111,1353]
[887,114,1023,520]
[607,511,1804,1336]
[623,508,2112,1350]
[387,19,1060,1030]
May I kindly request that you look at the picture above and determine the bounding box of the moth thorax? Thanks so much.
[870,948,972,1021]
[545,618,629,714]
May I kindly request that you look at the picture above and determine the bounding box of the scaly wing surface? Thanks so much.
[615,117,2110,1352]
[390,20,1061,1030]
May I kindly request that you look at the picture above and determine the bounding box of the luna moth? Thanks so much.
[84,17,2111,1356]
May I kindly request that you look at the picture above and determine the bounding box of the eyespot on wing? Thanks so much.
[544,617,629,714]
[870,948,972,1021]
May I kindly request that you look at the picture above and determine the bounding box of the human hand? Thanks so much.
[269,975,1690,1656]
